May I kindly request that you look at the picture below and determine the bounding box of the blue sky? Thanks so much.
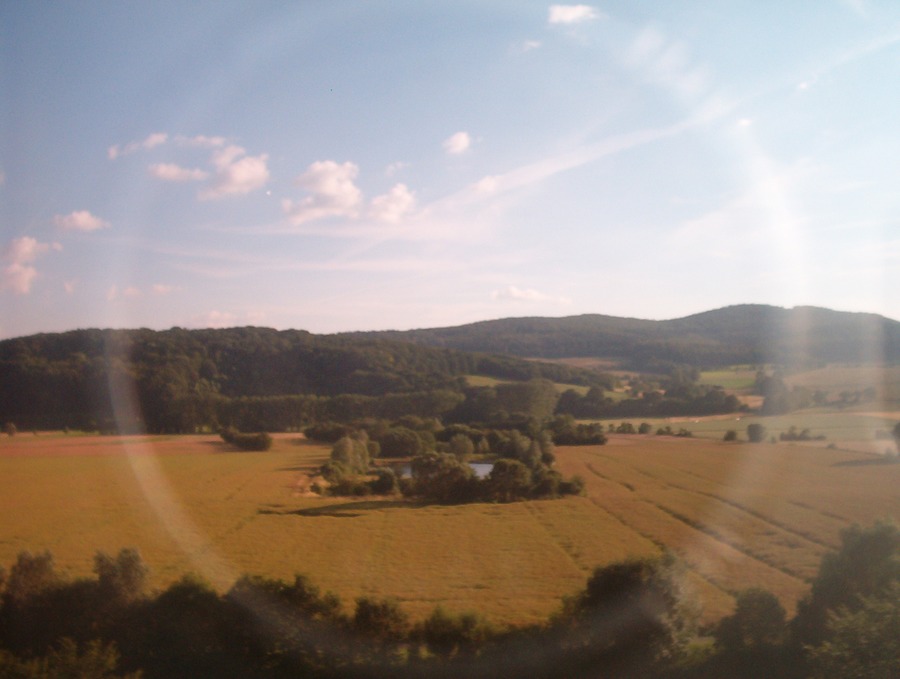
[2,1,899,338]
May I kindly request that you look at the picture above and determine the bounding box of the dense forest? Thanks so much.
[346,305,900,367]
[0,327,611,434]
[0,521,896,678]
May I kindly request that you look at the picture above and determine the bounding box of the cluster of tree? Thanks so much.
[313,418,587,504]
[2,520,896,678]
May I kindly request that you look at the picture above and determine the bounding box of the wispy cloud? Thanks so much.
[466,120,692,200]
[491,284,572,304]
[54,210,110,232]
[839,0,869,18]
[385,161,409,177]
[624,26,709,99]
[149,163,209,182]
[515,40,543,53]
[2,237,62,294]
[176,134,227,148]
[108,132,168,160]
[443,131,472,155]
[548,5,602,25]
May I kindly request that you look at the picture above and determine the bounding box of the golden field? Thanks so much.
[1,425,898,628]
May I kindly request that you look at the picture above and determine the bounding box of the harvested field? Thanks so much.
[1,430,898,628]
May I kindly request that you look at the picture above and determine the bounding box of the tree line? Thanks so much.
[0,520,897,678]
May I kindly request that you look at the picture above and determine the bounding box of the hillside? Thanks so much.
[345,305,900,367]
[0,326,604,432]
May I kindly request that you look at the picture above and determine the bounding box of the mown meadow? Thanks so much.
[1,420,898,629]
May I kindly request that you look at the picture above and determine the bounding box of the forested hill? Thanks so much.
[344,305,900,367]
[0,326,605,432]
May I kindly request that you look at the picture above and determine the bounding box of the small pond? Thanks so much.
[393,461,494,479]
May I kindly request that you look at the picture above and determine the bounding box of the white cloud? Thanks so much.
[369,184,416,223]
[63,280,76,294]
[491,285,571,304]
[108,132,168,160]
[548,4,601,24]
[151,283,177,294]
[54,210,110,232]
[283,160,362,225]
[106,285,119,301]
[443,131,471,155]
[122,286,142,298]
[2,237,62,294]
[199,145,270,200]
[149,163,209,182]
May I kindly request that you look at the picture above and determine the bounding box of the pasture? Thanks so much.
[1,426,898,628]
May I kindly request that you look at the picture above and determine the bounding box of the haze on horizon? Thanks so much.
[2,2,899,339]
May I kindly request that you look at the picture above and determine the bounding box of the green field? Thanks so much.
[1,425,898,628]
[698,367,759,390]
[464,374,591,395]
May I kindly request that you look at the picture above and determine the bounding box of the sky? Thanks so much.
[2,1,899,339]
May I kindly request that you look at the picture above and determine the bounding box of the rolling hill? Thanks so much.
[343,305,900,368]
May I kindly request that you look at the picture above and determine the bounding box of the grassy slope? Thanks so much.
[1,426,898,628]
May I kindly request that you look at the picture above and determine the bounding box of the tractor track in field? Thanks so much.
[584,453,813,583]
[521,502,593,575]
[591,452,832,552]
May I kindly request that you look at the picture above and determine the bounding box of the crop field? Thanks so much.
[1,426,899,629]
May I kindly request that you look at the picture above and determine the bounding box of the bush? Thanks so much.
[723,430,737,442]
[219,428,273,451]
[559,475,586,496]
[3,422,16,437]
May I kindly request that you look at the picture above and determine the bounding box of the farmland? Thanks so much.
[2,421,898,629]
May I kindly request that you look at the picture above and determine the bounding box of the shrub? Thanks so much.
[220,428,273,451]
[723,430,737,442]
